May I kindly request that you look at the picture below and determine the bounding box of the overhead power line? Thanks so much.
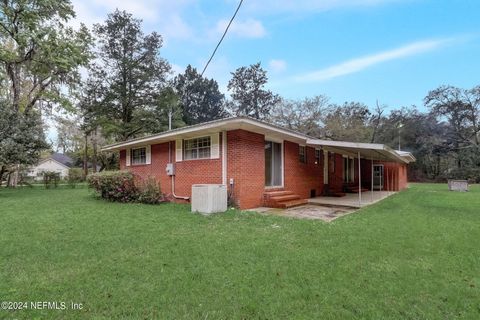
[201,0,244,76]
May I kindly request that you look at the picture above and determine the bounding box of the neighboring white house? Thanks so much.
[27,153,73,180]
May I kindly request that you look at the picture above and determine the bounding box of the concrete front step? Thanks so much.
[270,194,301,202]
[277,199,308,208]
[263,189,306,208]
[264,190,294,198]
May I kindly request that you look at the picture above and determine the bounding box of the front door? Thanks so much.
[265,141,282,187]
[373,164,384,190]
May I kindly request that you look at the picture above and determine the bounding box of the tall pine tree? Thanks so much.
[174,65,227,125]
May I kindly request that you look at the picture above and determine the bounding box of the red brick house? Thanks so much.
[102,117,415,209]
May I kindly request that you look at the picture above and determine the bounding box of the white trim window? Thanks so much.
[131,147,147,165]
[315,149,321,165]
[184,136,211,160]
[299,145,306,163]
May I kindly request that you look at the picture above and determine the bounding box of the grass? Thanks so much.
[1,184,479,319]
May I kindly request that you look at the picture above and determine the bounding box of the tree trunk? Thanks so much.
[92,128,98,173]
[83,134,89,177]
[6,63,21,111]
[7,165,19,188]
[0,165,5,187]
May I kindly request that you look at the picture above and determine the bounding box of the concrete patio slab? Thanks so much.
[308,191,396,208]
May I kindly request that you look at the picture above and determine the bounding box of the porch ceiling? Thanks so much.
[306,139,411,163]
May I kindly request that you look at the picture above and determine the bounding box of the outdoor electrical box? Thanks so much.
[166,163,175,176]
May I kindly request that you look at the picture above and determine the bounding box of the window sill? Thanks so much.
[181,157,216,161]
[130,163,148,167]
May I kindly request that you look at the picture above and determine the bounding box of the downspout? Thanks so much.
[222,131,227,185]
[169,141,189,200]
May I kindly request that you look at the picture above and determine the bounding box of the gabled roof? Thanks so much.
[36,157,71,169]
[50,152,74,167]
[101,116,415,163]
[101,116,310,151]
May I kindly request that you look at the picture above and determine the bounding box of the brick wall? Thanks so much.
[359,159,409,191]
[118,129,410,210]
[119,139,222,199]
[283,141,324,198]
[226,129,265,209]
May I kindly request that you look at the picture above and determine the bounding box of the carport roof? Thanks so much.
[306,139,414,163]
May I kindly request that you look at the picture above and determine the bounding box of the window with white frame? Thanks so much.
[315,149,321,165]
[184,136,211,160]
[131,147,146,165]
[299,146,306,163]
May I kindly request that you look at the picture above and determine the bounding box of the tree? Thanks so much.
[141,87,185,133]
[174,65,228,125]
[425,85,480,150]
[227,62,281,120]
[56,116,83,154]
[0,0,91,113]
[270,96,328,137]
[0,100,48,186]
[89,10,171,141]
[424,85,480,179]
[322,102,372,142]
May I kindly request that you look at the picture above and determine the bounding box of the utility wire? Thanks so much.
[201,0,244,76]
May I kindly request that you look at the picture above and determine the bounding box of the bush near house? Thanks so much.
[136,176,164,204]
[67,168,84,188]
[87,171,164,204]
[42,171,60,189]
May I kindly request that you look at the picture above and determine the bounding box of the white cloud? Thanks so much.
[215,18,267,39]
[71,0,194,40]
[269,59,287,73]
[294,37,456,82]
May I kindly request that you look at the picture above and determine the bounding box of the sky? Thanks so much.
[69,0,479,109]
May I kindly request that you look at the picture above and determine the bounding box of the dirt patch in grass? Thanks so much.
[251,205,356,221]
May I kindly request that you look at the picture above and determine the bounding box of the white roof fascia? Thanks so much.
[102,117,309,151]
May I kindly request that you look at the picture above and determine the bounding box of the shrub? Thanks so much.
[42,171,60,189]
[87,171,137,202]
[137,177,164,204]
[67,168,84,188]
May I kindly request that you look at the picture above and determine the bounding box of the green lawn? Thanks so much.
[1,184,479,319]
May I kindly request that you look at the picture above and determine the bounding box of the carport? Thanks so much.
[306,139,416,207]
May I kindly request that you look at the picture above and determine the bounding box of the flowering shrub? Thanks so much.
[137,177,164,204]
[87,171,138,202]
[87,171,165,204]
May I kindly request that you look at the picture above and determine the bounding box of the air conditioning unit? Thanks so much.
[191,184,227,214]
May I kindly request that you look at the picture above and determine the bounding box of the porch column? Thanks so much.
[358,152,362,206]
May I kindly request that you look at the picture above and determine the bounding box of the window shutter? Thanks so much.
[146,145,151,164]
[176,139,183,162]
[126,149,131,166]
[210,133,219,159]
